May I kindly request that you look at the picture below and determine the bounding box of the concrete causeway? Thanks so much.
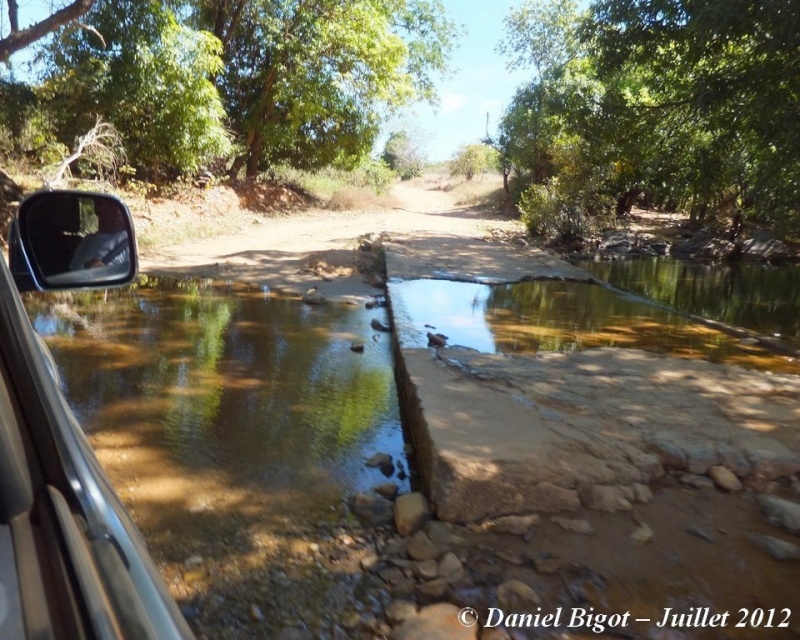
[385,235,800,523]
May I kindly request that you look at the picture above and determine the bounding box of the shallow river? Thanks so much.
[22,262,800,638]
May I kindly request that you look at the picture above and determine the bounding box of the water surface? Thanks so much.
[390,278,799,373]
[26,278,408,502]
[573,257,800,348]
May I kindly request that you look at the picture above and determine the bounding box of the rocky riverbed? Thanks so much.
[88,180,800,640]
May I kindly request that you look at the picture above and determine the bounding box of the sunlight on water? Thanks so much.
[390,278,800,374]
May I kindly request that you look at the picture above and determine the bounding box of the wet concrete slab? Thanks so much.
[385,243,800,523]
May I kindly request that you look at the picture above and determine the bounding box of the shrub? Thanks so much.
[518,180,613,243]
[449,143,500,181]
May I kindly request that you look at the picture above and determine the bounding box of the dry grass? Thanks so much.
[411,170,506,210]
[327,186,400,211]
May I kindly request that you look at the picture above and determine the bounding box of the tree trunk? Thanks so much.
[245,132,264,179]
[615,189,640,218]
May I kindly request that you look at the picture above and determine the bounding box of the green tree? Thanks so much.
[43,1,233,179]
[382,130,425,180]
[586,0,800,231]
[449,143,499,181]
[190,0,458,178]
[498,0,580,79]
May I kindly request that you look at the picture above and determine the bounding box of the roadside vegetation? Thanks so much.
[493,0,800,247]
[3,0,797,253]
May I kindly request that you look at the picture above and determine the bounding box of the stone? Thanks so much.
[424,520,459,547]
[490,514,540,536]
[301,291,327,305]
[379,566,407,586]
[758,495,800,535]
[533,556,564,575]
[369,274,387,288]
[716,444,752,477]
[416,578,449,600]
[584,486,632,512]
[684,441,719,475]
[685,525,714,544]
[648,439,688,470]
[437,552,466,585]
[385,600,417,626]
[248,604,264,622]
[412,559,439,580]
[680,473,715,490]
[709,466,743,492]
[497,580,541,610]
[632,483,654,503]
[374,482,400,501]
[740,231,793,262]
[630,523,654,545]
[551,517,594,535]
[427,332,448,347]
[389,603,477,640]
[366,452,393,468]
[406,530,441,561]
[746,534,800,561]
[349,493,394,527]
[371,318,392,332]
[184,555,204,569]
[395,492,432,536]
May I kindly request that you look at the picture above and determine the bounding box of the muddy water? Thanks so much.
[24,275,800,639]
[24,278,408,637]
[391,279,800,374]
[28,279,407,494]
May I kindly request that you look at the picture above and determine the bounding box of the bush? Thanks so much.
[450,143,500,181]
[518,180,613,243]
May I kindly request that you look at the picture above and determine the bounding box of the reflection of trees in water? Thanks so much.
[482,280,797,371]
[580,259,800,345]
[25,280,393,479]
[484,280,679,353]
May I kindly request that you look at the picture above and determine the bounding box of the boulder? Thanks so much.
[389,603,477,640]
[394,492,432,536]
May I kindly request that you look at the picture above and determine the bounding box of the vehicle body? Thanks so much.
[1,190,195,639]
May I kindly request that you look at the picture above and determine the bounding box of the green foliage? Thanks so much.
[498,0,581,77]
[42,1,233,179]
[196,0,457,177]
[449,143,500,181]
[518,179,612,243]
[498,0,800,238]
[357,159,397,195]
[382,130,426,180]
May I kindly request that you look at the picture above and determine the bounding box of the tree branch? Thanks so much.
[0,0,96,63]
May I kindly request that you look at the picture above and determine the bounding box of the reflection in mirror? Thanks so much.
[17,191,136,290]
[68,198,130,271]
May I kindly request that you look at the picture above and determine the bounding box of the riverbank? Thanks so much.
[102,177,800,639]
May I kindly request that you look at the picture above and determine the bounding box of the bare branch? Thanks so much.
[0,0,96,63]
[46,117,126,187]
[76,21,106,48]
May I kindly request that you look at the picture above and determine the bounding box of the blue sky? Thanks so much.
[385,0,532,162]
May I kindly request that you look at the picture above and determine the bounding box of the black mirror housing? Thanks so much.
[9,190,138,292]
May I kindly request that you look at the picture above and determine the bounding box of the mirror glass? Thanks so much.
[19,192,137,289]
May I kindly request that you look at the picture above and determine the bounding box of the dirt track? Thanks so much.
[138,176,523,297]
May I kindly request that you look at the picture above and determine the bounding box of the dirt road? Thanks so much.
[139,176,522,298]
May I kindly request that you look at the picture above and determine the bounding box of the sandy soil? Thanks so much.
[138,176,524,298]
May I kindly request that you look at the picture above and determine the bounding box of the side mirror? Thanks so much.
[9,190,138,292]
